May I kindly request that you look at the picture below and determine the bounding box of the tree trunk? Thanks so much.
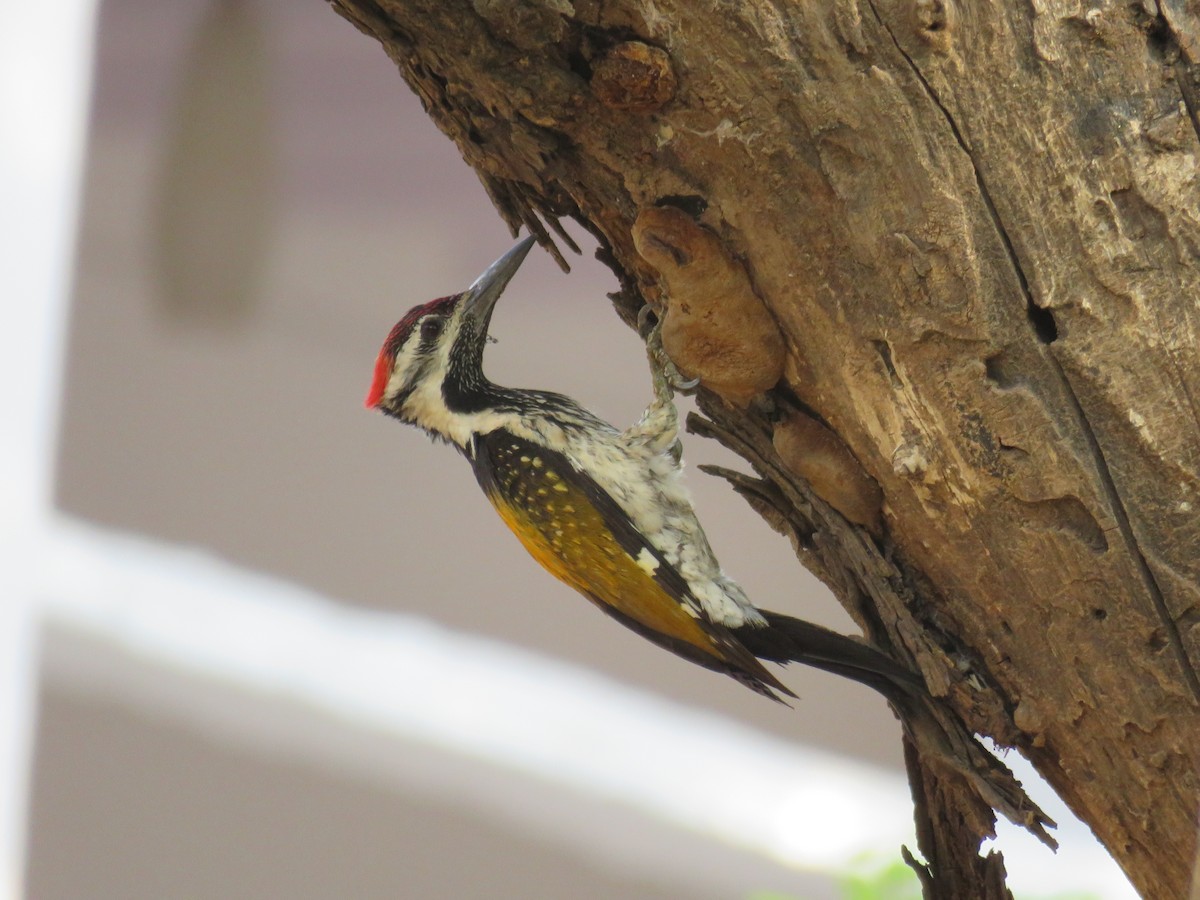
[327,1,1200,896]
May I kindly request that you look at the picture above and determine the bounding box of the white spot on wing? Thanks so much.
[635,547,659,576]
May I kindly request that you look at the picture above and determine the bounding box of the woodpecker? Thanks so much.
[366,237,923,705]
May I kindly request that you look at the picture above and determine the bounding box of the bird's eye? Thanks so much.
[419,317,444,341]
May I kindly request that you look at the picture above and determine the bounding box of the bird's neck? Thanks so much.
[396,370,510,449]
[403,371,604,453]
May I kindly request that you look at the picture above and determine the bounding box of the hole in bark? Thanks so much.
[1148,628,1168,651]
[769,386,836,431]
[566,47,592,80]
[1027,303,1058,343]
[1110,187,1170,241]
[656,194,709,218]
[1140,10,1175,59]
[842,41,871,68]
[871,339,900,383]
[918,0,948,32]
[1015,495,1108,553]
[1092,607,1108,621]
[997,438,1028,457]
[423,65,448,92]
[984,351,1022,389]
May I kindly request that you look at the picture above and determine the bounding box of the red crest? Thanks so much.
[365,296,458,408]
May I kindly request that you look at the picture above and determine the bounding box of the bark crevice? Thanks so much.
[1052,352,1200,699]
[869,0,1200,702]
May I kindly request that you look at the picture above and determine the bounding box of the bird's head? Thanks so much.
[365,236,535,445]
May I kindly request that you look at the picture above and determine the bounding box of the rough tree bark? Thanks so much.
[328,1,1200,896]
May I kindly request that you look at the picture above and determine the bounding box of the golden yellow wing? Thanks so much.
[470,429,790,698]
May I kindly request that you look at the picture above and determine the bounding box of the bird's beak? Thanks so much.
[460,236,536,328]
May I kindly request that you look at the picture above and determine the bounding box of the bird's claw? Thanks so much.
[636,303,657,339]
[639,305,701,396]
[671,371,701,393]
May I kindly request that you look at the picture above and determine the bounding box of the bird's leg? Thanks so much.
[638,305,700,398]
[625,306,697,457]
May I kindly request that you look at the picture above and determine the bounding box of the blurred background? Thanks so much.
[1,0,1133,897]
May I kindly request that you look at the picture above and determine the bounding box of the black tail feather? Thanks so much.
[734,609,924,705]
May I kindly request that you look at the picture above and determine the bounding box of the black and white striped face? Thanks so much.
[366,237,536,446]
[367,293,460,406]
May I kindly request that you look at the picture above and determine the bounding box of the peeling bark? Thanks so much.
[327,1,1200,896]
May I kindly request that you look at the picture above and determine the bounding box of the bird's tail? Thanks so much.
[733,609,924,707]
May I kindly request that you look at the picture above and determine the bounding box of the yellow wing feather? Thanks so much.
[485,471,722,657]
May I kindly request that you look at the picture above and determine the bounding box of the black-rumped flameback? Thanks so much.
[366,237,922,704]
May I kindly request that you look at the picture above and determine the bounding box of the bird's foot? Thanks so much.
[638,305,700,397]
